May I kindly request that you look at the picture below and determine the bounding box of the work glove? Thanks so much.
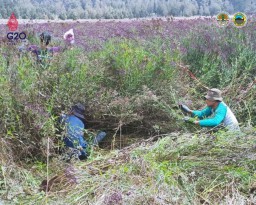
[183,116,196,124]
[77,146,88,160]
[78,153,88,160]
[179,104,192,113]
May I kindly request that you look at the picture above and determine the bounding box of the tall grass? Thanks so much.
[0,19,255,204]
[14,130,256,204]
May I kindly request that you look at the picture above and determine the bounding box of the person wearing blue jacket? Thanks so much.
[60,103,87,160]
[179,88,240,131]
[60,103,106,160]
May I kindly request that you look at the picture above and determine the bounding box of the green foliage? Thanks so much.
[0,19,256,204]
[14,131,255,204]
[182,26,256,87]
[96,39,174,95]
[181,24,256,125]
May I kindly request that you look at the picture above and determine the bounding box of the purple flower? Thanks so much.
[27,45,39,52]
[47,46,62,53]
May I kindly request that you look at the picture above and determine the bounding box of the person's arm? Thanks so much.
[78,135,87,149]
[74,124,87,149]
[191,106,212,119]
[198,104,227,127]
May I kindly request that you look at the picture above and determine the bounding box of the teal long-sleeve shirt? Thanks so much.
[192,102,227,127]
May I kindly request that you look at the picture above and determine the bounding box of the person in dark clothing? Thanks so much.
[60,103,88,160]
[60,103,106,161]
[40,32,51,47]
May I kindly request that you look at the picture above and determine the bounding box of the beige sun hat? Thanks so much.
[204,88,223,101]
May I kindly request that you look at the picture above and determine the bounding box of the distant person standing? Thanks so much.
[63,29,75,49]
[40,31,52,50]
[19,31,63,57]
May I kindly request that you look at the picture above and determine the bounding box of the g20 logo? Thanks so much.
[7,32,26,40]
[6,13,27,42]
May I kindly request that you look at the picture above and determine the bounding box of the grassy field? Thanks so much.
[0,18,255,204]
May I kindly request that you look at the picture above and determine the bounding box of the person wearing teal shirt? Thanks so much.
[179,88,240,131]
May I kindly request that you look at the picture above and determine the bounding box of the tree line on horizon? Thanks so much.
[0,0,255,20]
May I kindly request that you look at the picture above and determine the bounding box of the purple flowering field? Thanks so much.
[1,18,213,51]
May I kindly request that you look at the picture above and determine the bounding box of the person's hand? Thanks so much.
[194,121,199,125]
[77,146,83,150]
[78,154,87,160]
[183,116,196,124]
[179,104,192,113]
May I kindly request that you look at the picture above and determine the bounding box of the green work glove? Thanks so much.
[183,116,196,124]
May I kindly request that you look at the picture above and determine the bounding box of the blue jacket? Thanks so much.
[61,114,87,156]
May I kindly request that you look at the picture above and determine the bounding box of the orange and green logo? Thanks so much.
[216,13,230,27]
